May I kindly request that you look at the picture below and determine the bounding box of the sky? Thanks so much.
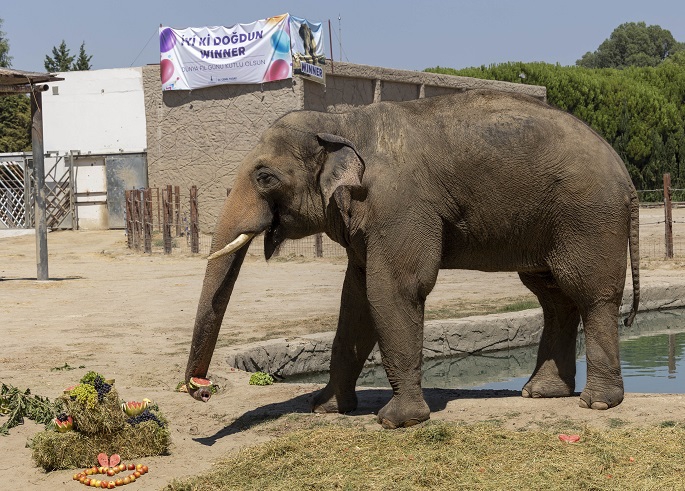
[3,1,685,74]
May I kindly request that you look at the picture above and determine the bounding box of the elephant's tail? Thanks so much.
[623,188,640,327]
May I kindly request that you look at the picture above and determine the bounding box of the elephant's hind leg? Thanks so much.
[312,261,377,414]
[578,302,623,410]
[519,272,580,399]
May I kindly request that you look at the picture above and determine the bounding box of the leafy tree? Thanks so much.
[44,40,75,72]
[0,18,11,67]
[72,42,93,71]
[577,22,685,68]
[0,18,31,152]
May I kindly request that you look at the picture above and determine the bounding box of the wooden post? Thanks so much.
[163,186,172,254]
[314,233,323,257]
[190,185,199,253]
[125,190,133,249]
[156,187,161,232]
[174,185,181,237]
[664,172,673,259]
[131,190,140,250]
[143,188,153,254]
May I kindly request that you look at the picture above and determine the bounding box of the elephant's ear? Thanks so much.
[316,133,365,205]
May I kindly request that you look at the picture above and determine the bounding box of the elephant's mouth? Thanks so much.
[264,210,284,260]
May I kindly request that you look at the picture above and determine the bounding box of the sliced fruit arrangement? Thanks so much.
[72,454,148,487]
[121,400,148,417]
[54,413,73,432]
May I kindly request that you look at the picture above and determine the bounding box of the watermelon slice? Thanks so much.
[97,453,121,468]
[187,377,212,390]
[54,415,73,432]
[121,400,148,417]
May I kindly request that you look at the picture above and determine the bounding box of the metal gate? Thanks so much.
[0,152,74,229]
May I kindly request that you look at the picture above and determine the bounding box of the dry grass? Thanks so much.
[31,420,170,471]
[163,419,685,491]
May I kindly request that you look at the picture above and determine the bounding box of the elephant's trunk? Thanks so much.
[185,243,251,401]
[185,178,271,402]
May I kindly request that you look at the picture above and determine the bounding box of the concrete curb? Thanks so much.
[223,284,685,377]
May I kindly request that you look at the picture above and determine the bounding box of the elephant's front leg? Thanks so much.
[367,257,437,429]
[312,261,377,414]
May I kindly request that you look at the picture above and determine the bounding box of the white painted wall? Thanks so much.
[41,68,147,229]
[42,67,147,154]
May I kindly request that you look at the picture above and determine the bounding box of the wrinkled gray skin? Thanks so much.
[185,89,640,429]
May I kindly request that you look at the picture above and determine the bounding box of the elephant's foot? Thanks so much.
[521,374,575,399]
[311,383,358,414]
[578,385,623,410]
[377,393,430,429]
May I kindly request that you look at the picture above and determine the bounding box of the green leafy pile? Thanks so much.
[0,383,60,435]
[248,372,274,386]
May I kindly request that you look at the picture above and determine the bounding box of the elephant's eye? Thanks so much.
[256,170,280,188]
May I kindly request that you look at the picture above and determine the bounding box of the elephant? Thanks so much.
[184,89,640,429]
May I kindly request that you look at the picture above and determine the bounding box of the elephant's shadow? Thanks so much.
[192,387,521,446]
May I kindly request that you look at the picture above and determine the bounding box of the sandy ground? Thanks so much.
[1,211,685,489]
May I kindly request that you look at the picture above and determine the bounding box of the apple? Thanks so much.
[127,463,135,471]
[122,477,131,485]
[107,469,115,476]
[115,478,123,486]
[118,463,126,472]
[136,464,143,472]
[100,481,108,489]
[134,471,141,478]
[141,465,148,474]
[83,478,90,485]
[129,474,136,482]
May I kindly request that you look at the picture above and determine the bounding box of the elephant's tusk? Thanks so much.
[207,233,255,260]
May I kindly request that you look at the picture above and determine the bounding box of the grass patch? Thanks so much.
[163,420,685,490]
[425,296,539,321]
[495,299,540,313]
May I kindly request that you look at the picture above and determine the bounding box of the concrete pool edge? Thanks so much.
[222,283,685,377]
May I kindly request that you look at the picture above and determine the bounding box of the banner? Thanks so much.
[159,14,293,91]
[289,16,326,85]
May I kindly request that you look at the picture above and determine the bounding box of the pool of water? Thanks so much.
[286,309,685,394]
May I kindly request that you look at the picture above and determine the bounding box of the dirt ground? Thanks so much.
[1,212,685,489]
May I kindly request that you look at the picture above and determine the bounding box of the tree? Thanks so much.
[44,40,75,72]
[72,42,93,71]
[0,18,31,152]
[0,18,11,67]
[577,22,685,69]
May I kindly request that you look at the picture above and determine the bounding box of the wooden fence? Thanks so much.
[124,186,345,257]
[125,185,203,254]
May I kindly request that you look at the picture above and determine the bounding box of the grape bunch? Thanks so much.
[92,376,112,402]
[127,409,165,428]
[56,412,69,422]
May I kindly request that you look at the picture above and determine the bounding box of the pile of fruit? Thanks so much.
[31,372,170,471]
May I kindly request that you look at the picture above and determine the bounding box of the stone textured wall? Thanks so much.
[143,62,546,233]
[142,65,302,230]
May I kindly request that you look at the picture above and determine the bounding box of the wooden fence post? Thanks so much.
[133,190,142,250]
[314,233,323,257]
[155,187,161,232]
[125,190,133,249]
[163,186,172,254]
[143,188,153,254]
[174,185,181,237]
[664,172,673,258]
[190,185,199,253]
